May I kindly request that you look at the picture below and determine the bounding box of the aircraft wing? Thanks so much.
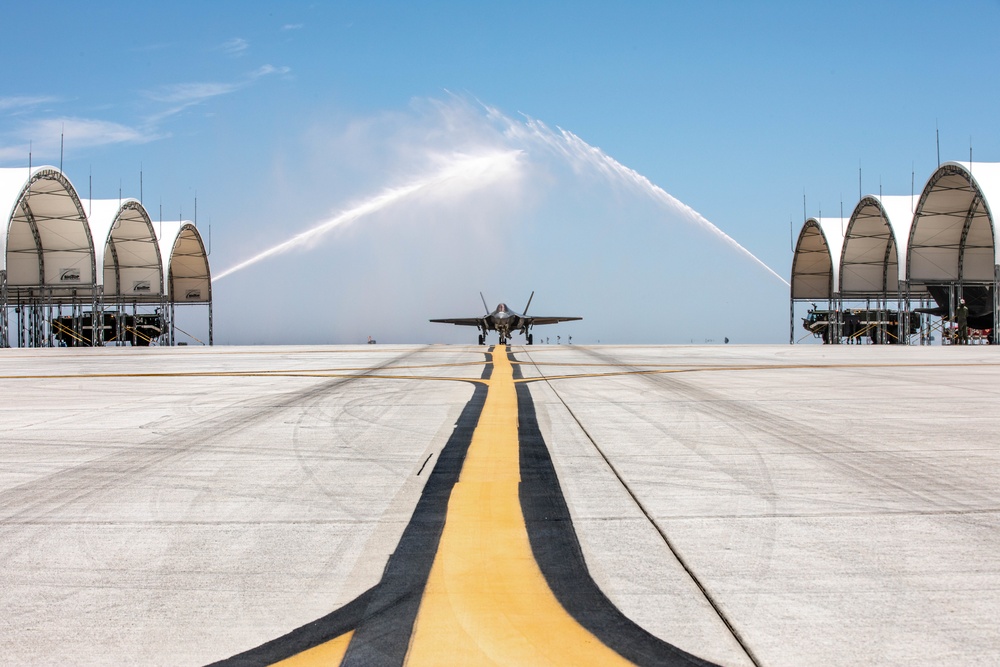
[524,316,582,326]
[429,318,486,327]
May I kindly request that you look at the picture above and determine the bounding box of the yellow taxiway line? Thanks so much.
[272,631,353,666]
[403,349,632,665]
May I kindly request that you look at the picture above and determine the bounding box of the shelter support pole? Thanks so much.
[878,293,883,344]
[117,298,125,345]
[836,297,839,343]
[170,302,175,346]
[789,296,794,345]
[881,292,886,344]
[161,296,167,346]
[30,296,37,348]
[866,297,872,344]
[42,296,48,347]
[948,284,956,345]
[30,299,38,348]
[93,286,101,347]
[208,300,214,346]
[900,282,907,345]
[924,296,931,345]
[834,293,841,344]
[826,296,832,344]
[922,295,928,345]
[994,265,999,345]
[839,294,845,343]
[880,292,886,344]
[0,270,7,348]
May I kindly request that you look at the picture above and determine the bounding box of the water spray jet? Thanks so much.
[213,149,522,281]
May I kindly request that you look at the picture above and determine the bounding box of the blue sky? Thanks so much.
[2,1,999,344]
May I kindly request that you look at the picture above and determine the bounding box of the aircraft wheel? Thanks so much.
[527,334,533,345]
[478,334,485,345]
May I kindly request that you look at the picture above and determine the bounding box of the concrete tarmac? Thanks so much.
[0,344,998,665]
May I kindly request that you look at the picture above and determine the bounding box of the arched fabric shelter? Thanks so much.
[790,217,847,344]
[908,161,999,285]
[791,217,846,300]
[0,166,95,293]
[158,221,210,303]
[1,165,213,347]
[1,166,97,346]
[908,161,1000,340]
[83,198,164,300]
[158,221,212,345]
[841,195,920,297]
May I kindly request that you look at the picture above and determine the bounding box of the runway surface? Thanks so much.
[1,344,999,665]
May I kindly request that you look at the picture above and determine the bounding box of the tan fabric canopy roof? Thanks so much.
[158,221,211,304]
[2,166,210,306]
[841,195,924,297]
[791,217,846,300]
[793,161,1000,301]
[83,198,164,300]
[908,161,999,285]
[0,166,95,294]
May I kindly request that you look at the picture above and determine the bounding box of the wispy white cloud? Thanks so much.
[0,63,290,165]
[0,96,58,112]
[281,23,303,31]
[142,65,288,123]
[251,64,291,78]
[145,81,243,105]
[142,81,242,124]
[218,37,249,57]
[41,117,152,145]
[0,116,157,163]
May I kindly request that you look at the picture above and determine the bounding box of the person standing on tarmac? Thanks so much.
[957,298,970,345]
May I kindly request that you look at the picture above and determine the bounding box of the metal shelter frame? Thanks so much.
[789,217,845,344]
[906,162,999,345]
[839,196,922,345]
[791,161,1000,346]
[1,166,213,348]
[160,221,213,347]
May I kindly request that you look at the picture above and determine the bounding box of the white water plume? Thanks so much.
[214,148,522,281]
[215,98,786,291]
[486,106,789,287]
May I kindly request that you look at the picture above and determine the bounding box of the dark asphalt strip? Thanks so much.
[339,376,489,666]
[208,353,493,667]
[512,356,717,667]
[206,588,376,667]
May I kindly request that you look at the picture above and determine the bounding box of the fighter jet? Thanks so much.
[430,292,581,345]
[915,285,996,334]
